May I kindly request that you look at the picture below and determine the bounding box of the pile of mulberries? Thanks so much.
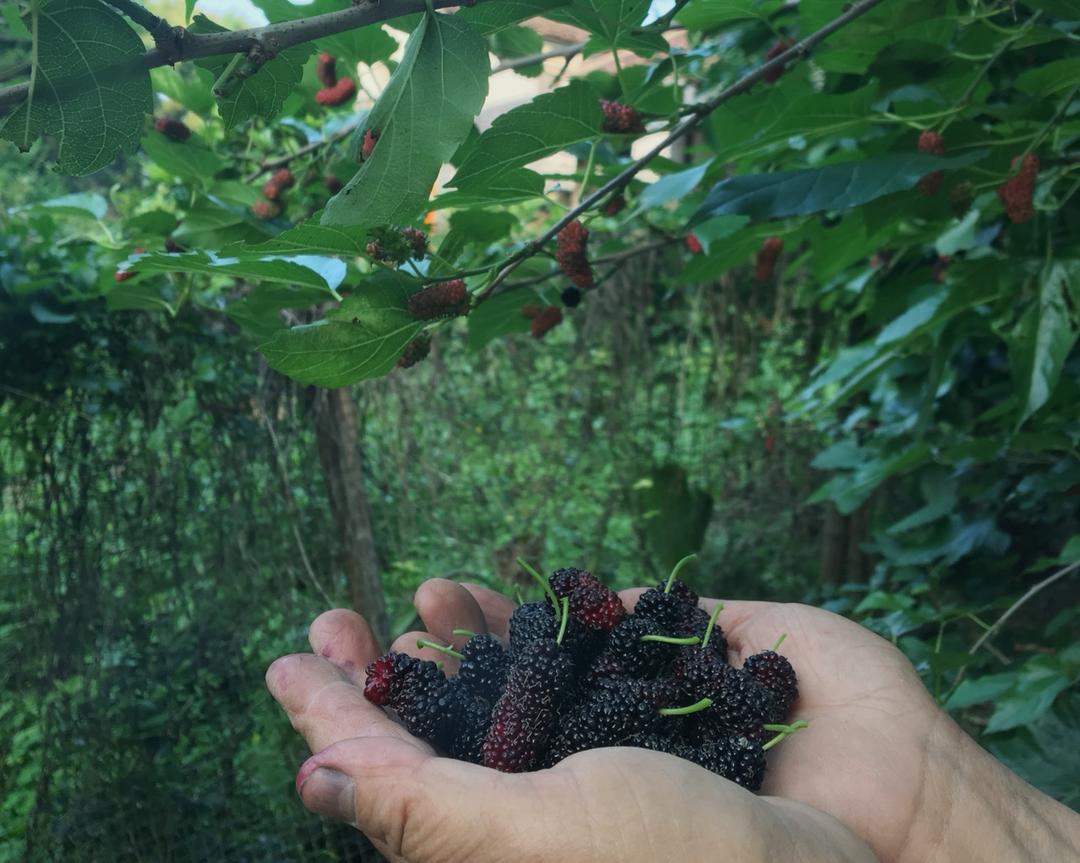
[556,221,594,288]
[917,130,945,196]
[363,559,803,790]
[998,154,1038,224]
[600,100,644,134]
[314,53,357,107]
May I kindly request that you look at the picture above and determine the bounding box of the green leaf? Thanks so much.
[318,25,397,69]
[22,192,107,219]
[141,132,225,185]
[128,250,346,293]
[259,272,425,387]
[238,219,369,257]
[945,673,1017,710]
[451,80,603,194]
[808,446,931,515]
[467,288,542,349]
[150,66,216,115]
[2,4,31,38]
[125,210,180,237]
[323,13,489,228]
[459,0,572,35]
[634,161,712,213]
[434,168,546,208]
[0,0,153,176]
[691,150,989,223]
[192,15,314,129]
[677,0,783,31]
[1016,58,1080,97]
[984,660,1077,735]
[1012,262,1078,428]
[546,0,654,55]
[226,283,332,340]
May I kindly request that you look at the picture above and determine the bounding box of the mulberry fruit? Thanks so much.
[316,52,337,88]
[316,77,357,107]
[530,305,563,339]
[114,270,134,282]
[555,221,594,288]
[407,279,469,321]
[742,650,798,718]
[567,582,626,633]
[396,334,431,369]
[602,193,626,216]
[686,233,703,255]
[482,639,575,772]
[634,579,699,630]
[674,651,775,740]
[687,736,766,790]
[509,602,557,657]
[754,236,783,284]
[998,154,1038,224]
[605,616,681,677]
[457,634,511,702]
[549,567,597,599]
[366,226,427,265]
[561,286,583,308]
[361,128,380,161]
[252,200,281,220]
[600,100,644,134]
[400,226,427,260]
[154,117,191,141]
[917,131,945,197]
[762,39,794,84]
[262,169,296,202]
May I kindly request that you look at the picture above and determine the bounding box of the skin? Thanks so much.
[266,579,1080,863]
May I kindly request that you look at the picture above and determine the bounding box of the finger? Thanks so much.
[413,578,489,648]
[390,629,459,671]
[308,608,382,685]
[266,653,419,754]
[460,583,517,639]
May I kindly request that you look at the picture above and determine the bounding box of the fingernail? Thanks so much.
[298,768,356,822]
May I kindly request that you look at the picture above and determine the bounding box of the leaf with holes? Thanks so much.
[322,13,489,228]
[0,0,152,176]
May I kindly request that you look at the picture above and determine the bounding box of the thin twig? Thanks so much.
[99,0,175,44]
[474,0,891,304]
[492,42,586,74]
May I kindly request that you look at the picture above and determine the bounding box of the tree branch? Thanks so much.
[492,41,586,74]
[99,0,175,45]
[0,0,498,110]
[474,0,891,304]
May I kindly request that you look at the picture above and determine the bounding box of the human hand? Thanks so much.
[265,580,877,863]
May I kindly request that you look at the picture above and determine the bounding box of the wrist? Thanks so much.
[912,712,1080,863]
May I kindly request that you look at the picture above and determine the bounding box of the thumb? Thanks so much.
[296,736,523,862]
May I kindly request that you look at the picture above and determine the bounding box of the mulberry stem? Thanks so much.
[640,634,700,645]
[516,557,562,628]
[659,697,713,716]
[452,628,477,638]
[701,603,724,649]
[416,639,464,660]
[664,553,698,594]
[762,719,809,751]
[771,633,788,651]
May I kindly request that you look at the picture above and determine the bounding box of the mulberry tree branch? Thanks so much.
[475,0,891,303]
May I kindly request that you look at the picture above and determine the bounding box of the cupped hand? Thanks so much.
[265,580,876,863]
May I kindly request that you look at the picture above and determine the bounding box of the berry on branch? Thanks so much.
[600,100,645,134]
[316,77,357,107]
[262,169,295,201]
[686,233,703,255]
[555,221,594,288]
[407,280,470,321]
[530,305,563,339]
[762,39,794,83]
[316,52,338,88]
[997,154,1038,224]
[396,334,432,369]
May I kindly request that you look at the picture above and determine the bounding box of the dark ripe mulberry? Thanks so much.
[754,236,783,284]
[673,605,728,662]
[363,651,427,706]
[482,639,575,772]
[316,52,338,88]
[549,567,597,599]
[530,305,563,339]
[634,580,699,630]
[555,221,594,288]
[262,169,296,201]
[567,582,626,633]
[509,602,557,657]
[361,128,380,161]
[918,130,945,156]
[400,226,427,260]
[623,732,694,760]
[600,100,644,134]
[742,650,798,718]
[449,688,494,764]
[998,154,1038,224]
[396,334,431,369]
[560,286,582,308]
[457,634,511,702]
[686,233,703,255]
[316,77,357,107]
[686,736,766,791]
[602,193,626,216]
[546,677,676,764]
[407,280,469,321]
[154,117,191,141]
[674,651,776,739]
[762,39,794,84]
[605,616,680,677]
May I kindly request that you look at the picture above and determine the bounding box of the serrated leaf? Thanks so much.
[318,25,397,69]
[546,0,654,55]
[0,0,152,176]
[451,80,602,193]
[1012,262,1078,428]
[322,13,489,228]
[691,150,989,223]
[459,0,571,35]
[677,0,783,30]
[192,15,313,129]
[127,250,346,293]
[633,161,712,214]
[259,272,425,387]
[141,131,224,185]
[467,288,542,349]
[238,220,369,257]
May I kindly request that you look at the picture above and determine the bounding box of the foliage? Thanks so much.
[2,0,1079,858]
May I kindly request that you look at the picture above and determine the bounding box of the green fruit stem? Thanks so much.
[452,628,477,638]
[416,638,464,660]
[701,603,724,649]
[516,557,562,627]
[556,596,570,646]
[771,633,788,651]
[640,634,700,645]
[762,719,809,751]
[664,553,698,594]
[659,697,713,716]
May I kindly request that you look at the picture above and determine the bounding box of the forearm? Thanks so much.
[916,715,1080,862]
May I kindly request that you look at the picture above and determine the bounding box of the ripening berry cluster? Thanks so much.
[251,169,295,220]
[556,221,595,288]
[315,52,357,107]
[366,225,428,265]
[997,154,1039,224]
[363,563,801,789]
[600,100,645,134]
[755,236,783,284]
[407,279,470,321]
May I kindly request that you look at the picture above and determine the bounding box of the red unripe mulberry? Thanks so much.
[316,52,337,88]
[154,117,191,141]
[555,221,594,288]
[600,100,644,134]
[114,270,134,282]
[408,280,470,321]
[316,77,356,107]
[686,233,703,254]
[262,169,295,201]
[361,128,380,161]
[755,236,783,284]
[397,334,431,369]
[762,39,793,84]
[530,306,563,339]
[602,193,626,216]
[916,131,945,196]
[400,226,427,260]
[252,200,281,220]
[997,154,1038,224]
